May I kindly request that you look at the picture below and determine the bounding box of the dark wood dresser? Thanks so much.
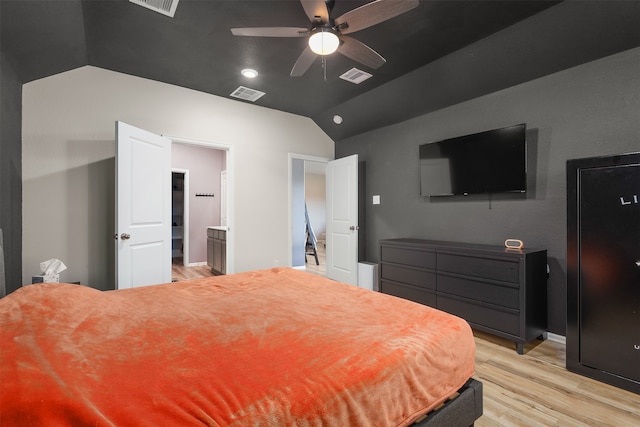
[380,238,547,354]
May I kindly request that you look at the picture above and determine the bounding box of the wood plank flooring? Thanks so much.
[169,259,639,426]
[303,244,326,277]
[171,258,214,281]
[474,331,639,426]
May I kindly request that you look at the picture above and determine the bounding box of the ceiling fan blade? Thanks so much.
[335,0,419,35]
[300,0,329,23]
[290,46,317,77]
[231,27,308,37]
[337,36,386,69]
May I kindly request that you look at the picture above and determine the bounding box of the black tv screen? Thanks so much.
[420,124,527,197]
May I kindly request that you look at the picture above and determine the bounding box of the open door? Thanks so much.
[326,155,358,285]
[115,121,172,289]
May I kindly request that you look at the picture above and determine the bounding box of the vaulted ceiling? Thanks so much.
[2,0,639,141]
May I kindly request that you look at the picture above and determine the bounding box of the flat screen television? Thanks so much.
[420,124,527,197]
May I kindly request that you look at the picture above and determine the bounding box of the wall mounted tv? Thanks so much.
[420,124,527,197]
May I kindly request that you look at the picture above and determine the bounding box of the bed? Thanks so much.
[0,267,482,426]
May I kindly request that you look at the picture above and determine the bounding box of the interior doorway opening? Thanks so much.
[170,137,233,280]
[171,169,189,266]
[289,154,329,276]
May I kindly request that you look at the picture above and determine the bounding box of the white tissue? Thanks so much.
[40,258,67,275]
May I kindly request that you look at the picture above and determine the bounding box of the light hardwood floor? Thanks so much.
[170,258,639,426]
[304,243,326,277]
[473,331,639,426]
[171,258,215,281]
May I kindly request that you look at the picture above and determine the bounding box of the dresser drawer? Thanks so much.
[381,245,435,269]
[437,252,520,283]
[380,264,436,290]
[438,274,519,309]
[380,280,436,308]
[437,295,520,336]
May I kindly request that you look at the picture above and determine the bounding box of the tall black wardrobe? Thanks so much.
[566,152,639,394]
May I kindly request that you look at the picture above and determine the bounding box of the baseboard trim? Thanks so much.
[547,332,566,345]
[185,262,207,267]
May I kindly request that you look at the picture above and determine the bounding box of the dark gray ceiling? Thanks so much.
[2,0,639,140]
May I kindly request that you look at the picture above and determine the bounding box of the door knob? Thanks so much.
[635,260,640,267]
[120,233,131,240]
[349,226,360,231]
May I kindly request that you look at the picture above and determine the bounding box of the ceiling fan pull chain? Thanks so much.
[323,56,327,82]
[325,58,327,82]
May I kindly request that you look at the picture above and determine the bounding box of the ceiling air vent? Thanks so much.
[129,0,179,17]
[230,86,266,102]
[339,68,373,85]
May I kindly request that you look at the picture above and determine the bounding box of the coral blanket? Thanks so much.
[0,268,475,426]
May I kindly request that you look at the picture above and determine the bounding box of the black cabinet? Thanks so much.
[567,152,640,394]
[380,239,547,354]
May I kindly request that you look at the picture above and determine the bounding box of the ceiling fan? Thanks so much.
[230,0,419,77]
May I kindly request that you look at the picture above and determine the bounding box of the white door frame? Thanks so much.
[171,168,190,266]
[288,153,330,270]
[167,135,235,275]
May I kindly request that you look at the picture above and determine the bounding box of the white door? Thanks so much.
[115,121,172,289]
[326,154,358,285]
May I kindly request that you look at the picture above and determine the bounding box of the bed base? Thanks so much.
[413,378,483,427]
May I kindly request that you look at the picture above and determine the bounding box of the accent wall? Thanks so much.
[335,47,640,335]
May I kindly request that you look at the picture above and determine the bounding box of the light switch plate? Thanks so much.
[372,195,380,205]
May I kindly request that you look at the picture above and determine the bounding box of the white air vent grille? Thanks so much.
[230,86,266,102]
[339,68,373,84]
[130,0,179,17]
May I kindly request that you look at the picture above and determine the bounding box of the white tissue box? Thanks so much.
[32,274,60,284]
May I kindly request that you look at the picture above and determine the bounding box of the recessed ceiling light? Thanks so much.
[241,68,258,78]
[333,115,343,125]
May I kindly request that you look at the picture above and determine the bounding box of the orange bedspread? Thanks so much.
[0,268,475,426]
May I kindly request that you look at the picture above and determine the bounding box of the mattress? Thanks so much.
[0,267,475,426]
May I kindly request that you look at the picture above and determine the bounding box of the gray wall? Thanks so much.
[336,48,640,335]
[0,51,23,295]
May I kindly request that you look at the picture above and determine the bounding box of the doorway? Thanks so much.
[289,154,329,275]
[115,122,234,288]
[171,169,189,266]
[170,137,233,278]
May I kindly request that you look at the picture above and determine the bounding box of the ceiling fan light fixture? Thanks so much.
[308,27,339,55]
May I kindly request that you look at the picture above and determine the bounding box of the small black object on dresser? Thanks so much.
[379,239,548,354]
